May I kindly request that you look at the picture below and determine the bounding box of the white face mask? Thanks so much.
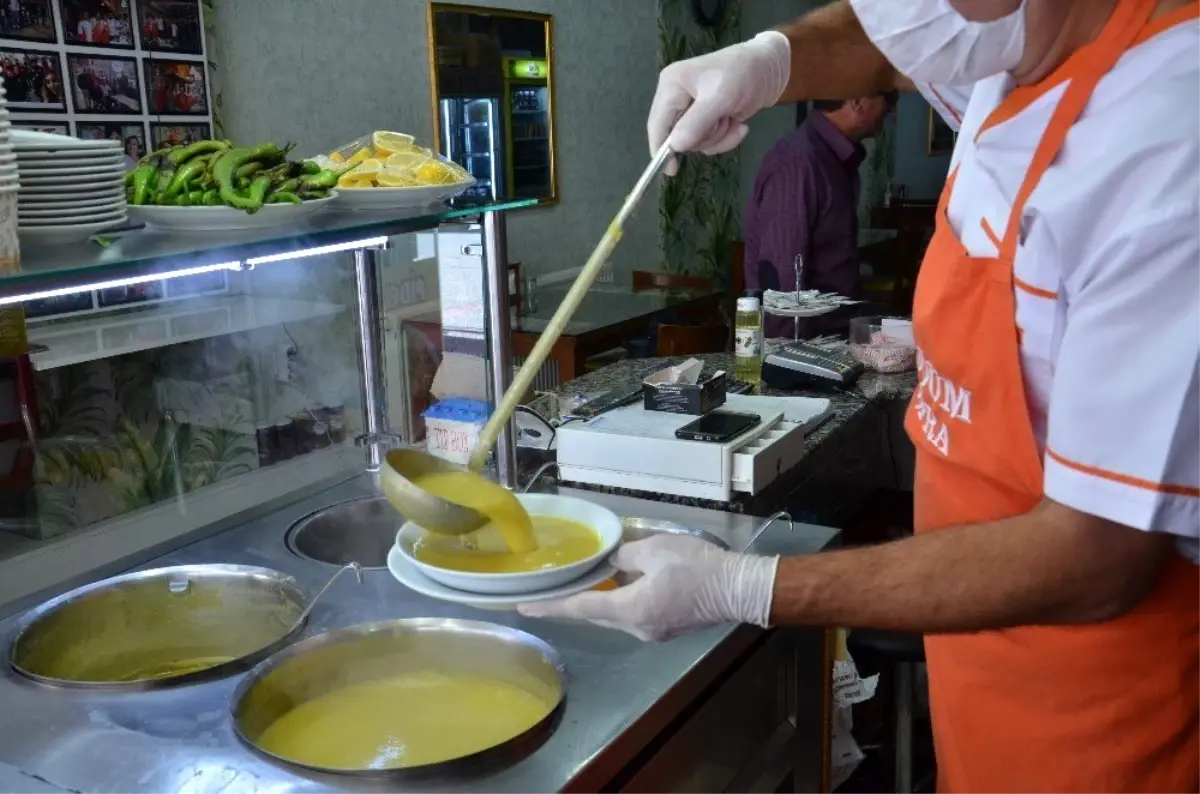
[849,0,1027,85]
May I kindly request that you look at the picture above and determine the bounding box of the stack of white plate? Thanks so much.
[0,87,19,265]
[14,129,127,244]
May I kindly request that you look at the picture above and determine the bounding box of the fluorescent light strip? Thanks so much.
[244,237,389,266]
[0,261,243,307]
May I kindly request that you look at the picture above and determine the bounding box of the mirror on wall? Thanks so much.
[427,3,557,204]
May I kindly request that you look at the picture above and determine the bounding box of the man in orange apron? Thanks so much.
[522,1,1199,789]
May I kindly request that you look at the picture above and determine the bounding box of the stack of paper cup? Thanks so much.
[0,86,19,273]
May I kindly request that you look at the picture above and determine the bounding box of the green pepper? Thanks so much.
[164,158,209,201]
[174,190,206,206]
[298,188,331,201]
[124,170,136,189]
[300,169,339,190]
[300,160,322,175]
[269,177,301,196]
[244,175,273,214]
[235,161,263,181]
[266,191,303,204]
[213,143,282,211]
[202,189,222,206]
[131,164,158,206]
[167,139,231,166]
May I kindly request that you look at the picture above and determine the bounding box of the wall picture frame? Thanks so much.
[927,106,957,156]
[0,0,56,43]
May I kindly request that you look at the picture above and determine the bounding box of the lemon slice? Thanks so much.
[384,151,429,171]
[415,161,461,185]
[373,131,417,156]
[355,158,384,174]
[345,147,374,167]
[377,168,418,187]
[329,151,346,164]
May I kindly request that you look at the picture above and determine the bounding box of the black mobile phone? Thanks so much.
[675,411,762,443]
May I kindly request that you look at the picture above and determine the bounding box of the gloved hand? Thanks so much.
[649,31,791,174]
[518,534,779,642]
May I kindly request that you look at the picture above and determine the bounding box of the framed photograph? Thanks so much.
[138,0,202,55]
[98,281,163,308]
[150,121,208,149]
[12,120,68,134]
[66,53,141,114]
[77,121,145,168]
[144,58,207,115]
[0,48,65,111]
[60,0,135,49]
[0,0,56,43]
[24,293,95,319]
[927,106,957,156]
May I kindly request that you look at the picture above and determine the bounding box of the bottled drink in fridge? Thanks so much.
[734,295,763,386]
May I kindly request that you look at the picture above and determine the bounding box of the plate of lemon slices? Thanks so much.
[313,131,476,210]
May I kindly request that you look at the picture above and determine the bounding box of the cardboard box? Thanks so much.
[642,358,727,415]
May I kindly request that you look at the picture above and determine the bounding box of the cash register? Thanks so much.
[762,341,864,390]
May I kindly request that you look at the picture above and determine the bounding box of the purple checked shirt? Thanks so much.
[744,112,865,337]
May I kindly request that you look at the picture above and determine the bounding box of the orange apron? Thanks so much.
[904,0,1200,790]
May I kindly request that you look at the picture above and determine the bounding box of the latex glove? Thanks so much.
[518,534,779,642]
[649,31,791,174]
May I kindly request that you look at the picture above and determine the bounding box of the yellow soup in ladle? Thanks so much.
[410,470,538,553]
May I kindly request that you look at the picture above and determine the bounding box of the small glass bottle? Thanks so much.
[734,295,763,386]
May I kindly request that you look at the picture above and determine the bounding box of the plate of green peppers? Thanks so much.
[124,140,345,230]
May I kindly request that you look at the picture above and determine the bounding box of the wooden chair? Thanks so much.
[656,323,729,357]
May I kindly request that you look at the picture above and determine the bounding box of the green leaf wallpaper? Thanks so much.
[657,0,742,287]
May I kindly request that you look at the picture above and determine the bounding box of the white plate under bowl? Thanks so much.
[127,193,336,231]
[15,149,121,163]
[12,130,120,150]
[333,177,475,211]
[20,182,124,197]
[17,154,124,169]
[19,207,126,223]
[20,194,125,210]
[21,166,125,182]
[18,215,127,244]
[394,493,623,596]
[21,173,125,188]
[387,545,616,611]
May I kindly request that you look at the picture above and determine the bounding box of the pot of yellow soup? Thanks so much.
[232,618,565,775]
[8,565,308,690]
[395,493,623,595]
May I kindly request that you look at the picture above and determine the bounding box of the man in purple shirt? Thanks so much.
[744,93,895,338]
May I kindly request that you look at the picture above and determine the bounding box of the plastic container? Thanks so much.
[423,397,491,466]
[734,295,763,385]
[849,316,917,373]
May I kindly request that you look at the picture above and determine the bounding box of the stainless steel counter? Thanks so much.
[0,476,839,794]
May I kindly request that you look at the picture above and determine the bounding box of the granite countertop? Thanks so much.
[529,353,916,516]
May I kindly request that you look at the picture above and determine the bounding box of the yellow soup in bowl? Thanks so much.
[413,515,600,574]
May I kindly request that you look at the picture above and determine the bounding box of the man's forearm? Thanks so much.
[769,500,1176,633]
[776,0,903,104]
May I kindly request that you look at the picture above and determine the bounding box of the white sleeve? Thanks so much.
[1043,205,1200,543]
[915,82,972,132]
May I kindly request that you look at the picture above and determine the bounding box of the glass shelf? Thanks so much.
[1,198,537,300]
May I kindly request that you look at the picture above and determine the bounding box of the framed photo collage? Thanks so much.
[0,0,213,168]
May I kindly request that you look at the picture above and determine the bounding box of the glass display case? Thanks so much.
[0,198,533,607]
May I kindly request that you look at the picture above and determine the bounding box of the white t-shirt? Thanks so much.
[917,18,1199,560]
[76,19,92,42]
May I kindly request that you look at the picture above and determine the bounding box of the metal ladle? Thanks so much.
[381,142,676,536]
